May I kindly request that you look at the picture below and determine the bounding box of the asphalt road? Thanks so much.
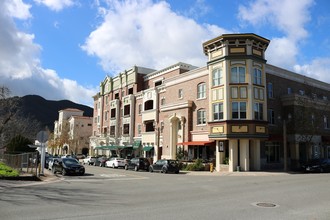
[0,165,329,220]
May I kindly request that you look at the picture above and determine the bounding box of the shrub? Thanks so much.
[183,159,205,171]
[0,162,20,177]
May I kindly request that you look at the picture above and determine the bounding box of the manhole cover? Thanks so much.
[252,202,279,208]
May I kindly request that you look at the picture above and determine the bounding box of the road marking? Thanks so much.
[100,173,126,177]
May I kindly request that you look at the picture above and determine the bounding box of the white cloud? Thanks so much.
[82,0,228,74]
[238,0,330,83]
[4,0,32,19]
[34,0,75,11]
[238,0,314,68]
[0,0,97,106]
[294,58,330,83]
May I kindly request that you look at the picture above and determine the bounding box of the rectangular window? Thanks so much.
[240,87,247,98]
[110,126,115,136]
[324,116,329,129]
[267,83,273,98]
[268,109,275,125]
[232,102,246,119]
[231,66,246,83]
[178,89,183,99]
[111,108,116,118]
[197,109,206,125]
[128,87,133,94]
[231,87,238,99]
[253,68,262,85]
[265,142,280,163]
[197,83,206,99]
[213,103,223,121]
[124,105,130,116]
[254,87,259,99]
[123,124,130,135]
[104,111,108,121]
[212,68,223,86]
[138,104,142,114]
[138,124,141,135]
[254,103,263,120]
[288,87,292,94]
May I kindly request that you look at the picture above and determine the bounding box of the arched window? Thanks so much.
[197,83,206,99]
[197,109,206,125]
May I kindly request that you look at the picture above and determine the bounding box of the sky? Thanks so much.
[1,0,330,106]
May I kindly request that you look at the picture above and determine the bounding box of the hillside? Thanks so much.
[16,95,94,131]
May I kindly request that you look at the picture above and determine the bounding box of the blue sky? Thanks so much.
[1,0,330,106]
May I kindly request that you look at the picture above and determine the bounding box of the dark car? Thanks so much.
[301,158,330,173]
[52,158,85,176]
[94,156,108,167]
[149,159,180,174]
[125,158,150,171]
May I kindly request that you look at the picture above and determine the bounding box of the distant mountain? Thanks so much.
[16,95,94,131]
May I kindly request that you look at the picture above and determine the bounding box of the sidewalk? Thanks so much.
[183,170,296,176]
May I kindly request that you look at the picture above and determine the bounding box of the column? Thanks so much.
[229,140,238,172]
[240,139,250,171]
[252,140,261,171]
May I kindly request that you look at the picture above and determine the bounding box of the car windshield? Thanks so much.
[63,158,79,165]
[169,160,178,165]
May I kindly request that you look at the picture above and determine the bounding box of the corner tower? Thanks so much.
[203,33,270,172]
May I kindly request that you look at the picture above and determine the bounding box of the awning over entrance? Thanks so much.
[133,140,141,149]
[177,141,214,146]
[143,146,154,151]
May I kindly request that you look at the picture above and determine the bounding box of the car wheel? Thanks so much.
[125,165,128,170]
[52,167,56,174]
[149,166,153,172]
[62,169,66,176]
[134,166,139,171]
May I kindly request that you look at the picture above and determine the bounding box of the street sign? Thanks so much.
[37,131,48,143]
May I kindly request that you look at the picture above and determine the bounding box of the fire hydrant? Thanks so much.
[210,163,213,172]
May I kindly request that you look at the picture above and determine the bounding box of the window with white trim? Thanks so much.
[253,68,262,85]
[197,83,206,99]
[197,109,206,125]
[232,102,246,119]
[212,68,223,86]
[213,103,223,121]
[231,66,246,83]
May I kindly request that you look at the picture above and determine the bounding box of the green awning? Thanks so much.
[143,146,154,151]
[133,140,141,149]
[117,145,130,149]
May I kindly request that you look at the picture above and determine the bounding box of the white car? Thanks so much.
[82,156,97,165]
[105,158,126,168]
[48,157,60,170]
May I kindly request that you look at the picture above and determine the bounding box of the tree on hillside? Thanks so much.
[6,135,34,153]
[0,86,42,150]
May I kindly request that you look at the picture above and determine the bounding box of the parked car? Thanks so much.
[94,156,108,167]
[82,156,97,165]
[149,159,180,174]
[48,157,60,170]
[105,157,126,168]
[125,157,150,171]
[52,158,85,176]
[301,158,330,173]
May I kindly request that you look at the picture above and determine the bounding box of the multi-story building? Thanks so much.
[91,33,330,172]
[53,108,92,155]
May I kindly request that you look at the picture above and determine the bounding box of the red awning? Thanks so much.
[177,141,214,146]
